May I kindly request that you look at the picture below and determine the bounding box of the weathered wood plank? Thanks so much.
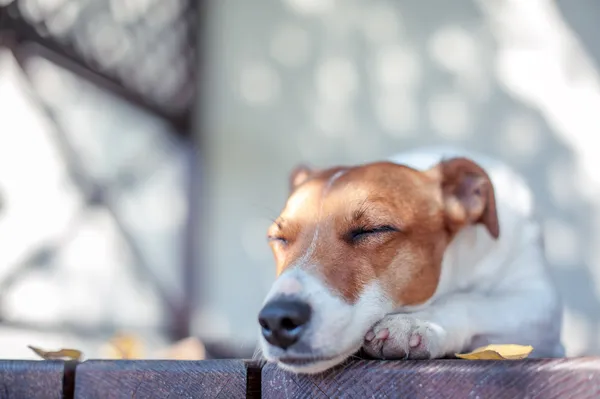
[0,360,64,399]
[75,359,246,399]
[262,358,600,399]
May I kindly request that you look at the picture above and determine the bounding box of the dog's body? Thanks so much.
[258,146,564,374]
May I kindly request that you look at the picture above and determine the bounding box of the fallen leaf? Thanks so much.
[28,346,83,361]
[100,333,145,359]
[154,337,206,360]
[455,344,534,360]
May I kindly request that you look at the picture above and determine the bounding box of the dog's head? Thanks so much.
[258,158,499,373]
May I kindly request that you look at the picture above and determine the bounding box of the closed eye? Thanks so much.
[348,225,399,243]
[267,235,288,245]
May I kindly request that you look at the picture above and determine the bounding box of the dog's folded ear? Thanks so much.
[289,164,313,192]
[428,157,500,239]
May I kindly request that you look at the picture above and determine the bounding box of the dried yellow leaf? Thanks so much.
[100,333,145,359]
[154,337,206,360]
[455,344,533,360]
[28,346,83,361]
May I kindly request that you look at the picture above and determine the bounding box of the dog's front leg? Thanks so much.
[362,289,553,360]
[361,309,452,360]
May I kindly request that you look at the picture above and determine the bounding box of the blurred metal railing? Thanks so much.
[0,0,203,342]
[0,0,198,134]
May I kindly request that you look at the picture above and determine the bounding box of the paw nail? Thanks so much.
[375,328,389,340]
[409,334,421,348]
[365,331,375,341]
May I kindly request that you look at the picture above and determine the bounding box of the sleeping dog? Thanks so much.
[257,146,564,374]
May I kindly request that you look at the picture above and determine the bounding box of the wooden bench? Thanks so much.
[1,358,599,398]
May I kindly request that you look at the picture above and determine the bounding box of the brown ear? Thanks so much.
[289,164,313,192]
[430,157,499,239]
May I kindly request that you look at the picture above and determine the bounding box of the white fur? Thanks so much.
[260,146,564,373]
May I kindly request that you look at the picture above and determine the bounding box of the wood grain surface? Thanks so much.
[0,360,64,399]
[262,358,600,399]
[2,357,599,398]
[74,359,247,399]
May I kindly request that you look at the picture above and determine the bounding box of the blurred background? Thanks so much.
[0,0,599,360]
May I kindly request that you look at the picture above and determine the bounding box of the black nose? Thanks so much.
[258,299,312,350]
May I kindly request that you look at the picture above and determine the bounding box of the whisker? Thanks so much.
[332,358,359,375]
[270,217,284,230]
[352,197,371,221]
[252,345,264,361]
[248,203,281,218]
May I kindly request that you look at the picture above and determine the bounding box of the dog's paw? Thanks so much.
[362,314,447,360]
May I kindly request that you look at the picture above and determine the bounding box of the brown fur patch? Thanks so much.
[268,159,496,306]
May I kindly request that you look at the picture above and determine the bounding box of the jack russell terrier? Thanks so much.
[257,146,564,374]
